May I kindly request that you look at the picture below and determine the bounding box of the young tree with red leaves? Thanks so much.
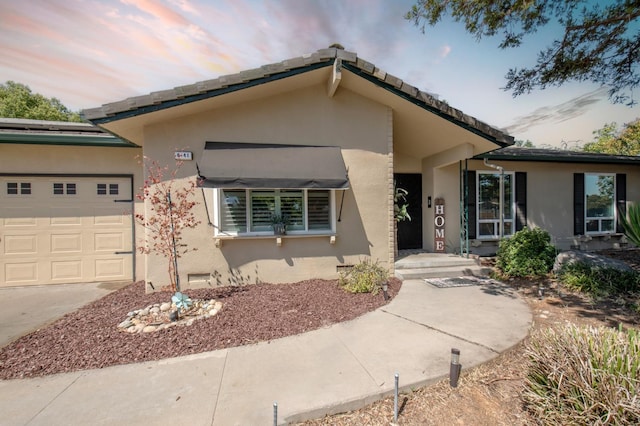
[136,156,201,292]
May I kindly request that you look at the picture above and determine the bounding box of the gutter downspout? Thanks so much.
[483,158,504,240]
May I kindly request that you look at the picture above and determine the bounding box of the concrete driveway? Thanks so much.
[0,281,129,347]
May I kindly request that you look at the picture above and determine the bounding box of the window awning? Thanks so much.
[198,142,350,189]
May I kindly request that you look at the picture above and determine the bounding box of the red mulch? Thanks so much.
[0,278,401,380]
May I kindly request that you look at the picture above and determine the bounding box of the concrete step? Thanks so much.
[394,265,493,280]
[395,256,480,270]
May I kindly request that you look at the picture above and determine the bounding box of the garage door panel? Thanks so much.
[0,176,133,287]
[93,214,127,226]
[4,262,39,283]
[51,260,83,281]
[49,212,83,226]
[4,235,38,254]
[94,232,125,252]
[95,258,126,278]
[3,215,37,227]
[50,233,82,253]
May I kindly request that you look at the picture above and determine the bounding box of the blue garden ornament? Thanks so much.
[171,292,193,312]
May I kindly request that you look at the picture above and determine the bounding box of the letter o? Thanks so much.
[434,216,445,227]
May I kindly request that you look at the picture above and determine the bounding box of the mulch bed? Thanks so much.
[0,278,401,380]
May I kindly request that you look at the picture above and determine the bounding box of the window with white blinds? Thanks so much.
[216,189,333,234]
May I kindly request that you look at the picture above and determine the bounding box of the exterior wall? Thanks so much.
[439,159,640,256]
[140,84,393,289]
[0,143,144,281]
[394,152,422,173]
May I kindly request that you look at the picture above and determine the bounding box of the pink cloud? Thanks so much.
[120,0,190,27]
[439,45,452,58]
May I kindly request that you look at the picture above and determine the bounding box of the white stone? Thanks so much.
[142,325,157,333]
[150,307,160,314]
[160,302,171,312]
[118,320,133,329]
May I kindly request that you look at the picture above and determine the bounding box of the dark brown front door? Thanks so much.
[394,173,423,250]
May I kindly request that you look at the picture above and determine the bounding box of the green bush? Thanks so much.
[496,227,556,277]
[524,324,640,425]
[338,259,389,295]
[557,261,640,297]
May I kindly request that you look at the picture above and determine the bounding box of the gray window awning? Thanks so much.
[198,142,350,189]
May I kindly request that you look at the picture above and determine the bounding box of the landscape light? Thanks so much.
[450,348,461,387]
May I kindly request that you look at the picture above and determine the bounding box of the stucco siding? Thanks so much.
[446,159,640,255]
[139,84,392,288]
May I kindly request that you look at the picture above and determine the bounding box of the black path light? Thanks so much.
[450,348,461,388]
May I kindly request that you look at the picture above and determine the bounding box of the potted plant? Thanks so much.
[270,213,289,235]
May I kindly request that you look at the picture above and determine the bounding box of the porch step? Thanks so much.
[395,265,493,280]
[394,253,492,280]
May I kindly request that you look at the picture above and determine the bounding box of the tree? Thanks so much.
[514,139,535,147]
[0,81,81,121]
[582,119,640,155]
[136,156,201,292]
[406,1,640,105]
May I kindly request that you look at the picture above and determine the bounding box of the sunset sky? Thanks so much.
[1,0,638,148]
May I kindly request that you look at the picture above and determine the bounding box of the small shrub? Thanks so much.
[619,202,640,247]
[496,227,556,277]
[558,261,640,296]
[523,324,640,425]
[339,259,389,295]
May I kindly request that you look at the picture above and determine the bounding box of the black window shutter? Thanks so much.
[574,173,585,235]
[466,170,476,239]
[515,172,527,231]
[616,173,627,233]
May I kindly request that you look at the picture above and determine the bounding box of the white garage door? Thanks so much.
[0,176,133,287]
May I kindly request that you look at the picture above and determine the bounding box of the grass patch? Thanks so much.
[557,261,640,297]
[524,324,640,425]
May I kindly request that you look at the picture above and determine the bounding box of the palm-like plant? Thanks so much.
[619,203,640,247]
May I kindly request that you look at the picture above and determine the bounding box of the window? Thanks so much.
[7,182,31,195]
[477,172,514,238]
[585,173,615,233]
[216,189,333,234]
[97,183,119,195]
[53,183,76,195]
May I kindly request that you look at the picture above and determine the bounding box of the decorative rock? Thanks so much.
[118,320,133,329]
[553,250,634,274]
[118,297,222,333]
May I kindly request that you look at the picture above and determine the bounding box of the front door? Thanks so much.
[394,173,423,250]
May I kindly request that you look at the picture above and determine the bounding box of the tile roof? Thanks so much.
[476,146,640,164]
[82,47,513,146]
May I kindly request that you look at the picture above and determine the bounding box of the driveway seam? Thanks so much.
[210,351,228,426]
[331,327,384,388]
[26,373,84,425]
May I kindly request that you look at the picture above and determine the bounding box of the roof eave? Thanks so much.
[474,149,640,165]
[0,132,139,147]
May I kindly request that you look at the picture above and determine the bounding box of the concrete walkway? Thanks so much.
[0,279,531,425]
[0,281,129,347]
